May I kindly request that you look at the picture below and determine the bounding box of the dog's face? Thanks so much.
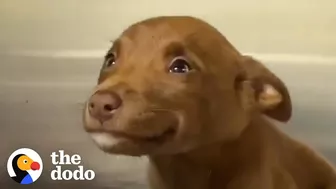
[83,16,292,156]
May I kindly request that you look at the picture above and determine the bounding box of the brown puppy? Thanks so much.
[83,16,336,189]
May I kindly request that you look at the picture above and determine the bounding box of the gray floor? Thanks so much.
[0,55,335,189]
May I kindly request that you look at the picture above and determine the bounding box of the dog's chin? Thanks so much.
[89,126,178,156]
[90,132,148,156]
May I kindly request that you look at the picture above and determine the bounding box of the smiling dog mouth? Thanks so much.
[108,127,177,143]
[88,125,177,146]
[84,105,180,152]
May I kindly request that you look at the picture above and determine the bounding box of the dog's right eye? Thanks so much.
[104,53,116,68]
[169,57,192,74]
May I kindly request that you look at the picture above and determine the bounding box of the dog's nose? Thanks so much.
[88,91,122,122]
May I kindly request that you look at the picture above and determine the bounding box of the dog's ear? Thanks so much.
[237,55,292,122]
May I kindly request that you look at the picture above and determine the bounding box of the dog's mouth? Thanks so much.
[88,126,177,156]
[108,127,176,143]
[85,113,179,155]
[83,102,181,155]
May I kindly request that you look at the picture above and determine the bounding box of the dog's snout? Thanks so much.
[88,91,122,122]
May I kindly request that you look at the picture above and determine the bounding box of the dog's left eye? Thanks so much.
[169,57,191,73]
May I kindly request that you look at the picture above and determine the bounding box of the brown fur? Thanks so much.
[82,16,336,189]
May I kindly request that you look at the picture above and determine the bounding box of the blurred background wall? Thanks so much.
[1,0,336,57]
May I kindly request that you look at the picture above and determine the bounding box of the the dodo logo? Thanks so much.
[7,148,43,184]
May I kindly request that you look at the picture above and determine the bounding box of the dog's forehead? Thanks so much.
[111,16,241,74]
[119,17,201,49]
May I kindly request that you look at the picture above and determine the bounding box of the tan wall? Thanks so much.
[1,0,335,56]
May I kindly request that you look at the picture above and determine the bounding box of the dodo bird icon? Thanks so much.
[7,148,43,184]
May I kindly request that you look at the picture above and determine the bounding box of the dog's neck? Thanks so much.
[147,116,272,188]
